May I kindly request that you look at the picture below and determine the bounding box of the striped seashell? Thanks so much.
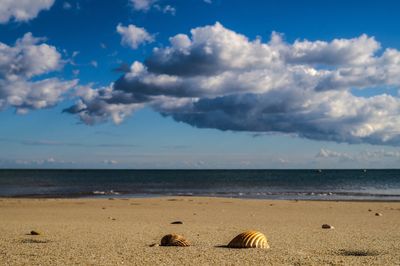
[227,231,269,249]
[160,234,190,247]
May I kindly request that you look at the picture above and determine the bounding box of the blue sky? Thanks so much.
[1,0,400,168]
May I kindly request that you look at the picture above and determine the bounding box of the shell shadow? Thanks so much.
[20,239,50,244]
[337,249,380,257]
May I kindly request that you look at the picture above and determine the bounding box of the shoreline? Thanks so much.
[2,195,400,202]
[1,197,400,265]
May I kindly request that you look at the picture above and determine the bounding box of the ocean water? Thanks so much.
[0,169,399,200]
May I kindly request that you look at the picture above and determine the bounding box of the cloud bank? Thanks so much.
[0,33,77,113]
[0,0,55,24]
[66,22,400,146]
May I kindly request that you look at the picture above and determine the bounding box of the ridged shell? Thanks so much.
[227,231,269,249]
[160,234,190,247]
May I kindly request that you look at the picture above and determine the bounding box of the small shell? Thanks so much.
[160,234,190,247]
[227,231,269,249]
[322,224,334,229]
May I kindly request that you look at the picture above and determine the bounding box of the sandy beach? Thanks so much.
[1,197,400,265]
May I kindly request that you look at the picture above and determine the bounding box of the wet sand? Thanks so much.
[1,197,400,265]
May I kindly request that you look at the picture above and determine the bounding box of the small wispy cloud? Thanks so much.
[129,0,176,15]
[103,159,118,165]
[2,157,76,166]
[316,148,400,162]
[0,137,139,148]
[63,2,72,10]
[63,1,80,11]
[154,4,176,15]
[90,60,98,68]
[316,148,353,160]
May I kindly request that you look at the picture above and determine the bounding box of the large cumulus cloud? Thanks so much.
[65,22,400,145]
[0,33,77,113]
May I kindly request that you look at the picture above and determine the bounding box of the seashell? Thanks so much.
[375,212,382,216]
[227,231,269,249]
[160,234,190,247]
[322,224,334,229]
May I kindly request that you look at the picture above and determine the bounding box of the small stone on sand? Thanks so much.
[375,213,382,216]
[30,230,41,235]
[322,224,334,229]
[171,221,183,224]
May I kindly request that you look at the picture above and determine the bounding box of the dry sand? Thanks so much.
[1,197,400,265]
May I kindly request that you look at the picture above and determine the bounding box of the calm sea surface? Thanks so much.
[0,169,400,200]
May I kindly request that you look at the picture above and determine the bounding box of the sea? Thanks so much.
[0,169,400,201]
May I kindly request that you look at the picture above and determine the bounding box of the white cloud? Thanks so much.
[161,5,176,15]
[0,33,77,113]
[316,148,353,160]
[63,85,144,125]
[0,0,55,24]
[130,0,176,15]
[316,148,400,162]
[116,23,155,49]
[66,22,400,146]
[130,0,156,11]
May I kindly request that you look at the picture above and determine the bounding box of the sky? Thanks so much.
[1,0,400,169]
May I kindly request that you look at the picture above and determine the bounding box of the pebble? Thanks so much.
[375,213,382,216]
[170,221,183,224]
[322,224,334,229]
[30,230,41,235]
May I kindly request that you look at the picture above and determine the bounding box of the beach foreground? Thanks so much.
[1,197,399,265]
